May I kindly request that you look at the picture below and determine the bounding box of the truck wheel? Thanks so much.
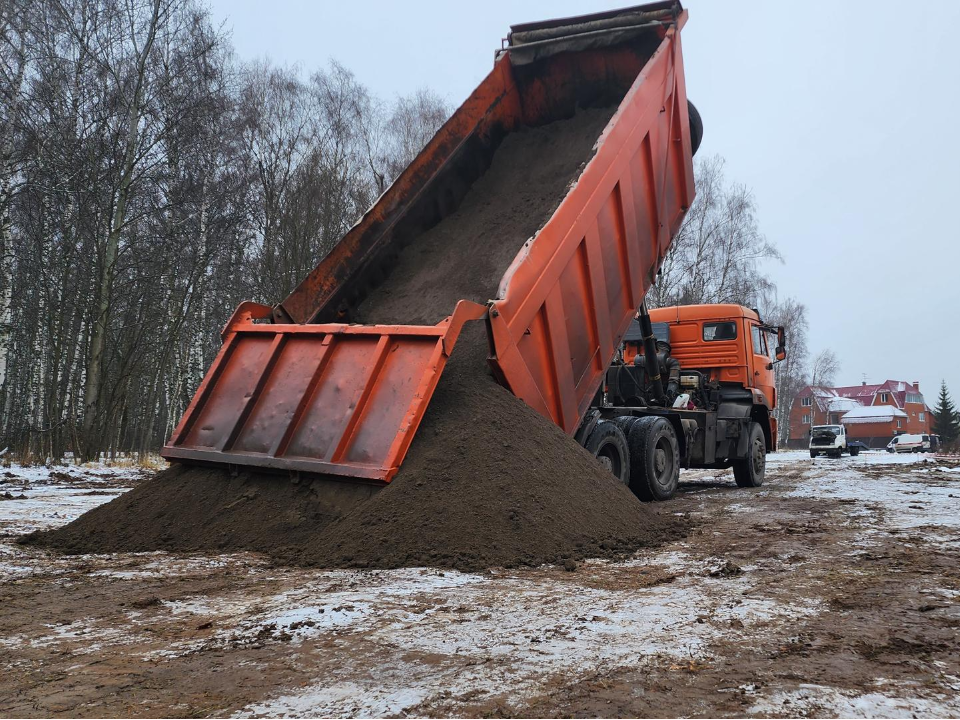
[627,417,679,501]
[585,420,630,486]
[614,415,640,438]
[733,422,765,488]
[688,100,703,156]
[809,450,818,459]
[850,446,860,457]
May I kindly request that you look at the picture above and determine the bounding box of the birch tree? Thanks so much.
[650,155,781,309]
[0,0,32,396]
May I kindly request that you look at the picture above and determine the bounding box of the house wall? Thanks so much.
[787,393,822,447]
[843,420,902,444]
[902,401,932,435]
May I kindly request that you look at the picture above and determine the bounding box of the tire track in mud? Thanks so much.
[510,458,960,718]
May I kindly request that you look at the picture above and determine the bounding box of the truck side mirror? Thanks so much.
[775,326,786,361]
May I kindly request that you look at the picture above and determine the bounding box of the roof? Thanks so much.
[801,379,925,412]
[826,397,860,413]
[799,385,852,412]
[841,405,908,424]
[648,304,760,324]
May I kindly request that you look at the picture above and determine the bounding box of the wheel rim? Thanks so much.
[653,436,674,487]
[598,443,622,478]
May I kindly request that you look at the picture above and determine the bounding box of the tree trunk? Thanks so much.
[81,0,162,460]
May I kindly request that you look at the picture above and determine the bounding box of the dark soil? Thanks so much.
[28,106,689,571]
[28,325,687,570]
[354,106,617,325]
[302,325,688,571]
[23,464,380,559]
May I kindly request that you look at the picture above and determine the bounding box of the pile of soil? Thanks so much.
[27,107,691,570]
[304,325,688,571]
[31,326,687,570]
[354,106,617,325]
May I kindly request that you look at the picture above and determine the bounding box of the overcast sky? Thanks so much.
[209,0,960,405]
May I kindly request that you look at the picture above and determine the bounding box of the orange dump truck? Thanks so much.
[597,304,785,499]
[161,2,783,500]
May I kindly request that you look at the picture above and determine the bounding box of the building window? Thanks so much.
[801,397,812,407]
[906,392,924,404]
[920,412,925,422]
[802,414,810,424]
[896,419,902,428]
[879,393,889,403]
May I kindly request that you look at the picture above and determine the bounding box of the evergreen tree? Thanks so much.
[932,380,960,445]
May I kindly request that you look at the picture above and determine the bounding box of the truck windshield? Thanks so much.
[814,426,842,434]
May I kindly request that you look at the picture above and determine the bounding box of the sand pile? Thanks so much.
[27,106,691,570]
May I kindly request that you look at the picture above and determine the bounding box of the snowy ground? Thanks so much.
[1,452,960,718]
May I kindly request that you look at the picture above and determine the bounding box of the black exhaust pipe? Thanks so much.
[637,301,666,405]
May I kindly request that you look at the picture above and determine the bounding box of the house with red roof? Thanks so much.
[787,380,933,448]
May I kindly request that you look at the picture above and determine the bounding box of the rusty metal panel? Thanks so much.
[488,21,695,434]
[162,301,486,482]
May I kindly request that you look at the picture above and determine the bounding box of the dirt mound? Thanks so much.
[354,106,616,325]
[24,465,379,557]
[28,327,687,569]
[303,326,688,571]
[27,106,690,570]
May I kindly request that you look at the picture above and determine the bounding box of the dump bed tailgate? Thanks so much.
[161,301,485,481]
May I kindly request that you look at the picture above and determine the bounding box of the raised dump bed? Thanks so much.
[162,1,697,481]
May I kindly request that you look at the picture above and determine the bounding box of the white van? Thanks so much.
[886,434,923,453]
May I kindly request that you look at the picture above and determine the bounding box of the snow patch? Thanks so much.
[748,682,960,718]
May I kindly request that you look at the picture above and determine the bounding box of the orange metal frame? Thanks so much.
[487,18,694,435]
[161,300,486,481]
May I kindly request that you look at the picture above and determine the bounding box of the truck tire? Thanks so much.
[809,450,818,458]
[850,446,860,457]
[733,422,765,488]
[688,100,704,156]
[585,420,630,486]
[626,417,679,501]
[615,415,640,438]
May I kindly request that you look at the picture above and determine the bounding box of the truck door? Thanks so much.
[749,323,776,410]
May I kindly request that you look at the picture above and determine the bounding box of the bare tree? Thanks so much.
[0,0,32,396]
[763,295,809,445]
[810,349,840,387]
[650,155,781,309]
[0,3,465,464]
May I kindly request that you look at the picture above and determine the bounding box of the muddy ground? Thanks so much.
[2,452,960,718]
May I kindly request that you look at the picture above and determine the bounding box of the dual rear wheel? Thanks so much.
[585,417,767,500]
[585,417,680,501]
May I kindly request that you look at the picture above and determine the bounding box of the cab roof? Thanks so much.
[648,304,760,324]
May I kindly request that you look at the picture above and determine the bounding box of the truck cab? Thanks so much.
[647,304,785,437]
[591,304,786,501]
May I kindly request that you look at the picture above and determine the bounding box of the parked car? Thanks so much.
[810,424,859,458]
[887,434,923,453]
